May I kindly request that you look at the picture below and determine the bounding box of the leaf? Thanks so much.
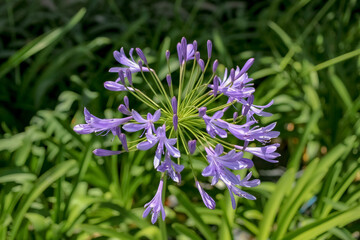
[172,223,203,240]
[283,205,360,240]
[9,160,77,240]
[0,8,86,79]
[79,224,136,240]
[257,168,296,240]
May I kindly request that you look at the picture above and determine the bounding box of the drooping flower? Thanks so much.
[196,181,216,209]
[143,179,166,224]
[123,109,161,135]
[137,124,180,168]
[226,172,260,209]
[157,152,184,183]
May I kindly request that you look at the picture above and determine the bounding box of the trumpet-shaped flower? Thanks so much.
[109,47,150,74]
[123,109,161,135]
[202,144,253,186]
[143,179,166,224]
[137,124,180,168]
[157,152,184,183]
[73,108,132,137]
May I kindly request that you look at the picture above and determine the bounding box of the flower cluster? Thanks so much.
[73,37,280,224]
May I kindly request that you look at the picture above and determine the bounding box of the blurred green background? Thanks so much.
[1,0,360,239]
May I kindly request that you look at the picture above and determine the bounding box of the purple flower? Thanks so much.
[166,50,170,60]
[171,97,177,114]
[208,66,255,100]
[188,140,196,154]
[236,58,254,79]
[207,40,212,59]
[202,144,253,186]
[236,143,280,163]
[118,96,131,115]
[177,37,195,64]
[157,152,184,183]
[212,60,218,73]
[136,48,148,65]
[200,108,229,138]
[226,172,260,209]
[166,74,172,87]
[109,47,150,74]
[119,133,128,151]
[123,109,161,135]
[173,114,178,131]
[73,108,132,138]
[93,149,122,156]
[196,181,216,209]
[137,124,180,168]
[143,179,166,224]
[240,95,273,121]
[228,122,280,144]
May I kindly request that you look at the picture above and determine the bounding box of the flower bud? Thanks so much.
[207,40,212,59]
[93,149,121,156]
[230,68,235,82]
[136,48,148,65]
[166,74,172,87]
[195,51,200,61]
[193,40,197,52]
[118,104,131,115]
[181,37,187,61]
[119,133,128,151]
[188,140,196,154]
[176,43,182,64]
[138,60,143,71]
[199,107,207,117]
[166,50,170,60]
[118,70,125,85]
[236,58,254,78]
[198,59,205,72]
[124,96,129,109]
[212,59,218,73]
[233,112,238,122]
[125,69,132,85]
[213,76,219,97]
[171,96,177,114]
[173,114,178,131]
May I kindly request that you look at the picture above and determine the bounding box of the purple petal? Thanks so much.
[93,149,121,156]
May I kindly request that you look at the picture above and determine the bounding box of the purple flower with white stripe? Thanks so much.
[227,121,280,144]
[202,144,253,186]
[73,108,132,138]
[93,149,122,156]
[236,143,280,163]
[109,47,150,74]
[226,172,260,209]
[143,179,166,224]
[123,109,161,135]
[200,108,229,138]
[196,181,216,209]
[137,124,180,168]
[157,152,184,183]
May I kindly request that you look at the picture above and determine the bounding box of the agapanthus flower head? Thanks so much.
[73,37,279,224]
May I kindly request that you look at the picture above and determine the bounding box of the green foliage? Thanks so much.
[1,0,359,239]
